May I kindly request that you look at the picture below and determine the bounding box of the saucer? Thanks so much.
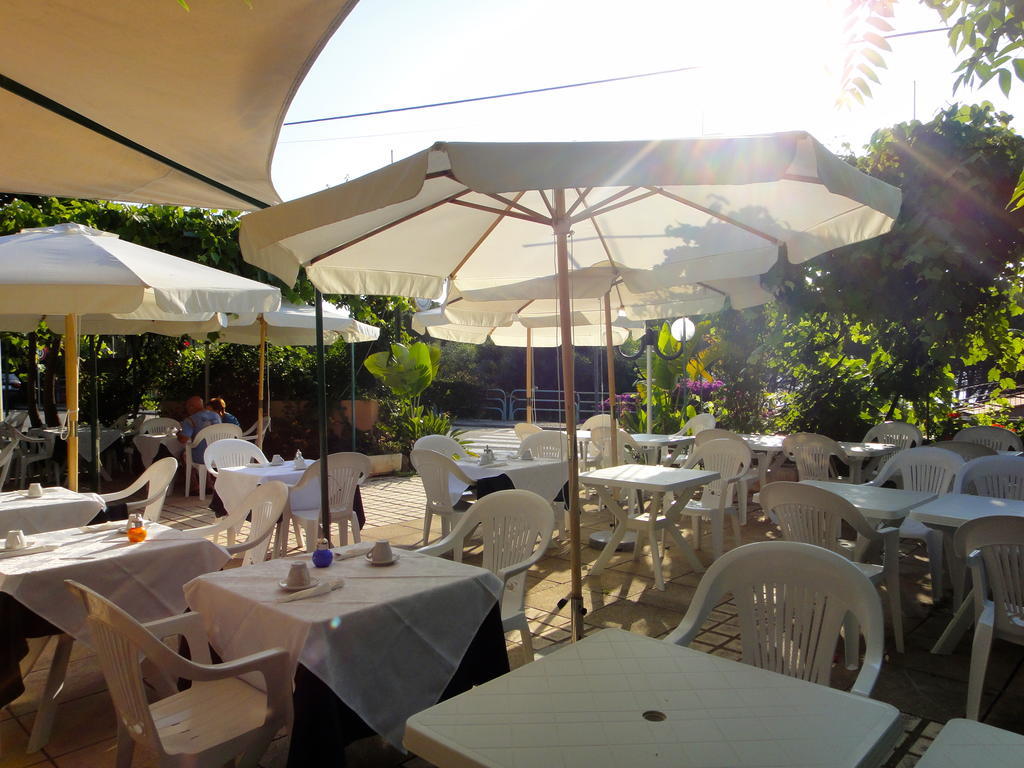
[3,539,35,551]
[278,577,320,592]
[364,551,400,567]
[16,490,46,499]
[270,459,285,466]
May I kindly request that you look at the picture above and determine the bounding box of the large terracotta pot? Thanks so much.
[340,399,379,431]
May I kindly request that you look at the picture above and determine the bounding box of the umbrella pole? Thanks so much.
[64,315,79,492]
[350,342,356,452]
[203,341,210,403]
[91,335,101,493]
[646,344,653,435]
[554,190,583,641]
[603,295,618,464]
[315,292,331,546]
[0,338,5,422]
[525,329,533,424]
[257,317,266,450]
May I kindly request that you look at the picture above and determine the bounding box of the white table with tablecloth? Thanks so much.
[183,547,503,750]
[132,432,185,468]
[0,487,104,537]
[454,456,568,501]
[215,460,313,518]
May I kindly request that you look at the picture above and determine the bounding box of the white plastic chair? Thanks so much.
[411,448,475,553]
[65,580,292,768]
[412,433,464,459]
[954,425,1023,453]
[868,446,963,599]
[240,417,271,443]
[580,413,613,430]
[760,481,904,657]
[14,428,58,487]
[138,417,181,436]
[862,421,923,449]
[519,430,568,460]
[185,422,243,500]
[692,429,759,523]
[782,432,849,481]
[289,453,371,550]
[0,439,16,489]
[680,439,751,560]
[678,412,716,435]
[665,541,885,696]
[933,440,997,461]
[184,482,289,566]
[954,455,1024,499]
[590,426,643,468]
[204,439,267,478]
[957,516,1024,719]
[513,422,543,441]
[101,457,178,522]
[418,489,554,662]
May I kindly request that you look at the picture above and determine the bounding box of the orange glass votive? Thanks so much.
[127,526,148,543]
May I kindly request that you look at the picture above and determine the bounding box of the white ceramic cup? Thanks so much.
[371,540,394,564]
[271,454,284,465]
[286,561,312,588]
[5,530,27,550]
[27,483,43,498]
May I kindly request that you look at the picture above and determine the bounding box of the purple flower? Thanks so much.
[673,379,724,399]
[599,392,638,413]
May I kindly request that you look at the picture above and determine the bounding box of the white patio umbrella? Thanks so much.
[219,301,380,450]
[240,133,902,638]
[0,223,281,490]
[0,0,358,210]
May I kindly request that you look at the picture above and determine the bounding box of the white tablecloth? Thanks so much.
[183,547,503,748]
[45,427,124,461]
[0,487,104,537]
[216,460,312,518]
[132,433,185,468]
[0,523,229,639]
[455,457,567,501]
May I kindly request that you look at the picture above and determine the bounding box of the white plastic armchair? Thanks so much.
[760,481,904,657]
[0,439,16,489]
[953,455,1024,499]
[183,482,289,566]
[590,426,643,468]
[513,422,543,441]
[411,448,475,552]
[680,439,751,560]
[678,412,716,436]
[664,541,885,697]
[204,439,267,479]
[692,429,759,522]
[65,580,292,768]
[239,417,271,443]
[954,425,1023,453]
[580,413,613,430]
[862,420,923,449]
[418,489,554,661]
[11,427,56,487]
[519,430,568,460]
[100,457,178,522]
[289,453,371,550]
[933,440,997,460]
[956,515,1024,719]
[782,432,849,481]
[185,422,243,500]
[413,433,464,459]
[138,417,181,436]
[867,446,963,600]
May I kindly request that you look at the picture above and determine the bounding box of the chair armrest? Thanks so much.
[966,549,991,625]
[143,612,213,664]
[225,524,276,556]
[417,508,478,558]
[179,518,237,541]
[496,542,547,585]
[121,492,168,512]
[417,538,457,558]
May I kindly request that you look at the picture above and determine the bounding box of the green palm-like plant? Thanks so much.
[364,342,441,402]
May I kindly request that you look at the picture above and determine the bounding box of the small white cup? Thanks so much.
[286,561,312,588]
[271,454,284,465]
[27,483,43,498]
[371,540,394,564]
[5,530,27,550]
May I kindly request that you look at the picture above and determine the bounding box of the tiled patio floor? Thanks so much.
[4,456,1024,767]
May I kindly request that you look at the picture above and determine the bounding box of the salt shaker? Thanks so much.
[481,445,495,465]
[312,538,334,568]
[293,449,305,469]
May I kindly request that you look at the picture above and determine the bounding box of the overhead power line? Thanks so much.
[284,26,949,128]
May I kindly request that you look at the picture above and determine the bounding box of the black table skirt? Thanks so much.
[210,487,367,529]
[287,603,509,766]
[0,593,59,707]
[476,474,568,506]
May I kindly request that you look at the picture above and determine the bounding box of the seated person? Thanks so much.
[178,395,221,466]
[207,396,240,428]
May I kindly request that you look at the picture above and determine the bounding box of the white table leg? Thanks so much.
[26,634,73,753]
[587,485,629,576]
[660,492,706,573]
[931,589,975,655]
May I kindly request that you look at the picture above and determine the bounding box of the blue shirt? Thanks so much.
[181,410,222,462]
[221,412,241,427]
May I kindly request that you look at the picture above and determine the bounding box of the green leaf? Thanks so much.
[999,67,1013,96]
[863,32,892,51]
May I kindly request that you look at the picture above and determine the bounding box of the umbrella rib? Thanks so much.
[537,190,555,218]
[309,190,470,265]
[479,192,550,222]
[448,199,545,225]
[448,191,527,281]
[0,74,271,210]
[565,187,594,217]
[569,188,658,223]
[649,187,782,244]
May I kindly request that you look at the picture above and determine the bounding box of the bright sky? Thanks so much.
[272,0,1024,201]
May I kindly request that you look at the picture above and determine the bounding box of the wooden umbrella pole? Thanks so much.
[257,317,266,450]
[554,189,583,641]
[64,314,79,491]
[603,294,618,465]
[525,328,534,424]
[314,292,330,546]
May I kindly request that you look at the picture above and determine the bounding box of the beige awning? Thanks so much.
[1,0,358,210]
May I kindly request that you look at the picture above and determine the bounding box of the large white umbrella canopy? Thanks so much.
[239,133,903,639]
[222,301,380,346]
[0,0,358,210]
[0,223,281,489]
[413,311,633,347]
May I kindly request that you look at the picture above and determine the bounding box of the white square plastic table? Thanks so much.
[455,456,568,501]
[575,431,694,466]
[404,628,903,768]
[132,431,185,468]
[800,480,937,523]
[0,522,229,751]
[916,718,1024,767]
[909,494,1024,654]
[742,435,897,485]
[579,465,719,589]
[0,486,104,537]
[183,547,503,751]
